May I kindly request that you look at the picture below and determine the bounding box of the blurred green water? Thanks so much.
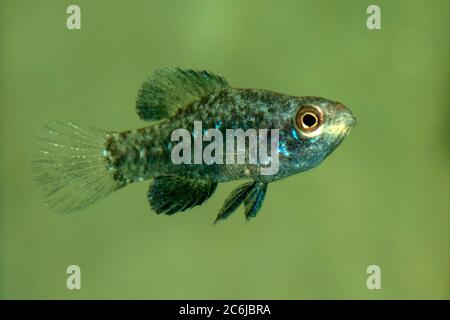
[0,0,448,299]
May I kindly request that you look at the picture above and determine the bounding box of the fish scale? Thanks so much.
[33,68,356,222]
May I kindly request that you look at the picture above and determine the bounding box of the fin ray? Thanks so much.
[32,121,120,214]
[136,68,229,121]
[214,181,255,223]
[244,182,268,220]
[215,181,268,223]
[147,175,218,215]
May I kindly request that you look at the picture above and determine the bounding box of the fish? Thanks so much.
[32,67,356,222]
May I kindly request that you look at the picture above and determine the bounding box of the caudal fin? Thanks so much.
[32,121,120,213]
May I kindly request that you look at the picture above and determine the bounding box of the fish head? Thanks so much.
[285,96,356,171]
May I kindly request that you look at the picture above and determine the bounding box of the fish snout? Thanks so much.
[335,102,356,130]
[334,102,347,112]
[344,109,357,130]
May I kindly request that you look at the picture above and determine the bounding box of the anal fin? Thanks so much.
[148,176,217,215]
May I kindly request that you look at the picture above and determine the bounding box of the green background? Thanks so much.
[0,0,448,299]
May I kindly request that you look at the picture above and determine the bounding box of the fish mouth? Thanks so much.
[336,102,356,126]
[344,114,356,134]
[338,105,357,132]
[330,108,356,149]
[346,109,357,129]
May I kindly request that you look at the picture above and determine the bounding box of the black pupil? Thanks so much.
[303,113,317,127]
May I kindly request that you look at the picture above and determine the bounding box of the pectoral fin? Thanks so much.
[214,181,268,223]
[148,176,217,215]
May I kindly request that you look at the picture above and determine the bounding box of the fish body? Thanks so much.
[33,68,355,222]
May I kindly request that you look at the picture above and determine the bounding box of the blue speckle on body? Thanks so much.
[277,141,290,156]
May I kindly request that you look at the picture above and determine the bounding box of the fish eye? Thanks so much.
[295,106,323,134]
[302,113,318,128]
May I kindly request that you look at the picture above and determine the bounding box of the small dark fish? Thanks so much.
[33,68,356,222]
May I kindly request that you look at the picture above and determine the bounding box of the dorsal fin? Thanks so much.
[136,68,229,121]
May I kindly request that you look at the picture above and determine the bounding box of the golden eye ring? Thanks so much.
[295,106,324,137]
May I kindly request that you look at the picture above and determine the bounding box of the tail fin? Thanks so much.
[32,121,120,213]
